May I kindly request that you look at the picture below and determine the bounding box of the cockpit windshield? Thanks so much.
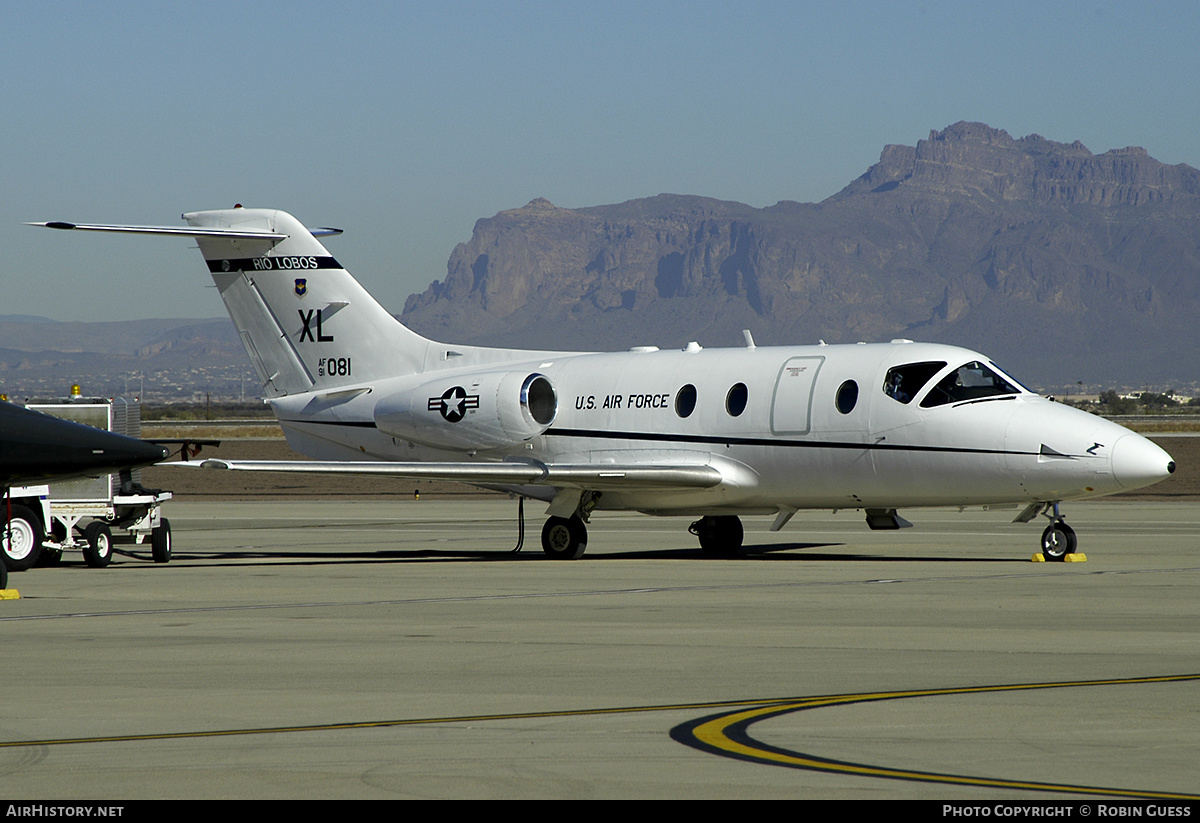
[920,361,1021,408]
[883,361,946,404]
[990,361,1033,394]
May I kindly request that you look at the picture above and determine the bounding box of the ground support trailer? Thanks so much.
[1,395,173,571]
[3,486,173,571]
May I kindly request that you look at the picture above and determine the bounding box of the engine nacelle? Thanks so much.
[373,371,557,451]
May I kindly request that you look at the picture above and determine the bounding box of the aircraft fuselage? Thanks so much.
[270,339,1168,516]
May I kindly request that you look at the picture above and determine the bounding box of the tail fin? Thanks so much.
[33,208,432,397]
[183,208,429,396]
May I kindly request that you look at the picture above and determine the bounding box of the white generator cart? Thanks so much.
[1,397,172,570]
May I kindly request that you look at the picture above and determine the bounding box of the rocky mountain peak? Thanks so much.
[840,120,1200,207]
[518,197,559,211]
[930,120,1016,146]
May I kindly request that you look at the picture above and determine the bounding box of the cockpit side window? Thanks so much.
[920,361,1020,408]
[882,361,946,404]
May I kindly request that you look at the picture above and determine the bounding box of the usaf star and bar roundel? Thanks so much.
[428,386,480,423]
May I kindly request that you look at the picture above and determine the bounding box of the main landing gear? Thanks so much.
[540,490,599,560]
[689,515,744,557]
[541,515,588,560]
[537,509,748,560]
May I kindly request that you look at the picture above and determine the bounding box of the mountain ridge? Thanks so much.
[400,122,1200,387]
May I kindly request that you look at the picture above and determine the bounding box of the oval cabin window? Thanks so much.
[726,383,748,417]
[675,384,697,418]
[836,380,858,414]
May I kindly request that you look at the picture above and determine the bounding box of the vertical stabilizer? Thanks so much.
[183,208,429,397]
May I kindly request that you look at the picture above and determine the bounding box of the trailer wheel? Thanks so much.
[151,518,172,564]
[2,505,43,572]
[82,521,114,568]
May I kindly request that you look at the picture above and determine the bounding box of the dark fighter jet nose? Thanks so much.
[0,402,169,486]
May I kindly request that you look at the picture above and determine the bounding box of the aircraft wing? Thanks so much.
[176,459,724,491]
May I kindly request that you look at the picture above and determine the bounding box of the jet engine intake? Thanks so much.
[374,371,557,451]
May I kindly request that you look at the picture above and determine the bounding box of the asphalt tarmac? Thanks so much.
[2,497,1198,799]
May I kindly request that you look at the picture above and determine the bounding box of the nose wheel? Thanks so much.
[1040,520,1077,561]
[1031,501,1078,561]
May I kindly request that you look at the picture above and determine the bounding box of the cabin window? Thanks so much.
[920,361,1020,408]
[726,383,748,416]
[835,380,858,414]
[675,384,697,418]
[883,361,945,404]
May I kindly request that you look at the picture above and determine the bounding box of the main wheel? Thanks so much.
[82,521,114,568]
[692,515,744,557]
[541,515,588,560]
[1,505,43,572]
[1040,522,1077,561]
[151,518,172,563]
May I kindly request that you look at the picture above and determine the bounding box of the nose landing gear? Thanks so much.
[1040,519,1078,561]
[1020,501,1079,562]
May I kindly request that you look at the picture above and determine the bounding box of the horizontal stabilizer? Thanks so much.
[173,459,724,491]
[31,221,341,239]
[28,221,287,240]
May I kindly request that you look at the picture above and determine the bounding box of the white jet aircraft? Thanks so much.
[32,207,1176,560]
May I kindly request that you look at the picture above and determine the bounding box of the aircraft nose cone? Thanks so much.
[1111,433,1175,491]
[112,439,171,467]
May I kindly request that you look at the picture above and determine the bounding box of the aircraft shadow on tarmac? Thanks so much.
[92,542,1027,568]
[626,543,1021,563]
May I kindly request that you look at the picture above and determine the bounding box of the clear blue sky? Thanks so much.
[5,0,1198,322]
